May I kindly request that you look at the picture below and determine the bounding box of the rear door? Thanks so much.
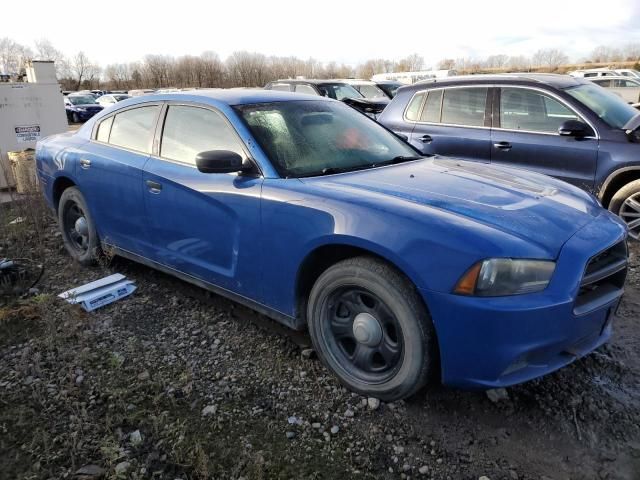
[408,86,492,162]
[80,104,162,255]
[490,86,598,189]
[142,103,263,297]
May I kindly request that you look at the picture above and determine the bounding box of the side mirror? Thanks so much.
[558,120,590,138]
[395,132,409,142]
[195,150,248,174]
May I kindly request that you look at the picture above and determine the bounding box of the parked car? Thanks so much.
[335,79,389,99]
[264,79,388,117]
[64,94,104,123]
[375,80,404,99]
[128,89,156,96]
[378,74,640,239]
[568,68,619,78]
[36,90,628,400]
[589,76,640,104]
[616,69,640,79]
[96,93,132,108]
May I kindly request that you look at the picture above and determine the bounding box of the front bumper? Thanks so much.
[68,109,101,120]
[422,211,627,389]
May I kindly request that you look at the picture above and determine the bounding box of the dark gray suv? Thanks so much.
[378,74,640,238]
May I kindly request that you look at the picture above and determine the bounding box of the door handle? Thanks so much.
[79,158,91,169]
[493,141,512,151]
[419,134,433,144]
[145,180,162,193]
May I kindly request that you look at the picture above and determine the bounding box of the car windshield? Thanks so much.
[380,84,401,97]
[357,84,387,98]
[318,83,363,101]
[235,100,420,178]
[564,83,638,129]
[68,95,97,105]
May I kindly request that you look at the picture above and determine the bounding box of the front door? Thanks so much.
[142,103,263,297]
[490,87,598,189]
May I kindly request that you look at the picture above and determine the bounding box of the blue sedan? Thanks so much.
[64,94,104,123]
[36,90,628,400]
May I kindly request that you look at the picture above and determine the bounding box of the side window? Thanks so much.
[614,79,636,88]
[109,105,160,153]
[95,116,114,143]
[270,83,291,92]
[160,105,245,165]
[593,79,611,87]
[295,84,317,95]
[420,89,443,123]
[441,87,487,127]
[500,88,578,133]
[404,92,425,121]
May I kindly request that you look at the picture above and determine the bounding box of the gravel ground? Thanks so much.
[1,207,639,480]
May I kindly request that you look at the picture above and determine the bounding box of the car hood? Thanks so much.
[302,157,603,256]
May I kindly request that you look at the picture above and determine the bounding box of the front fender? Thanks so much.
[259,178,550,318]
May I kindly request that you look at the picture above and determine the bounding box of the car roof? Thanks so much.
[333,79,375,85]
[588,75,639,81]
[121,89,329,106]
[270,79,352,86]
[401,73,588,93]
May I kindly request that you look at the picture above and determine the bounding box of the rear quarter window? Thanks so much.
[404,92,425,121]
[95,116,114,143]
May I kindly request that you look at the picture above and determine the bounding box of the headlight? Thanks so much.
[454,259,555,296]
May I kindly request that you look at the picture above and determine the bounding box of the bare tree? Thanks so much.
[396,54,424,72]
[623,43,640,61]
[532,48,569,71]
[200,51,225,87]
[589,45,623,63]
[484,54,509,69]
[69,52,90,90]
[507,55,531,71]
[226,51,271,87]
[0,37,32,75]
[438,58,456,70]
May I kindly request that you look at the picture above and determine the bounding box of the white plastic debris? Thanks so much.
[58,273,136,312]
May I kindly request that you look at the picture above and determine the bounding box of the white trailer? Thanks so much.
[0,61,68,189]
[371,69,458,85]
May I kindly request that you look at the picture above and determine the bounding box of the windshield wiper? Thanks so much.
[303,156,423,178]
[375,155,422,167]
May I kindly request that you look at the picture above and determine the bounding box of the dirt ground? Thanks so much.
[1,202,639,480]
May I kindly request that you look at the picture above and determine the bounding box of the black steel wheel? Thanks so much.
[307,256,437,401]
[324,287,403,383]
[58,187,100,265]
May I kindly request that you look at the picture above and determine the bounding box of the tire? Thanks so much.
[57,187,100,265]
[608,179,640,240]
[307,256,437,401]
[72,112,80,123]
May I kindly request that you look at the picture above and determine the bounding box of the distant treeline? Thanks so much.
[1,38,639,91]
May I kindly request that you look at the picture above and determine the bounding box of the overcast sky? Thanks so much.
[5,0,640,66]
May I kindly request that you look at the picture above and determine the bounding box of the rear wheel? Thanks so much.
[609,180,640,240]
[307,256,436,401]
[58,187,100,265]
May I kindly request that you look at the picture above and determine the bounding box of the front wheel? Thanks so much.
[307,256,437,401]
[609,179,640,240]
[72,112,80,123]
[58,187,100,265]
